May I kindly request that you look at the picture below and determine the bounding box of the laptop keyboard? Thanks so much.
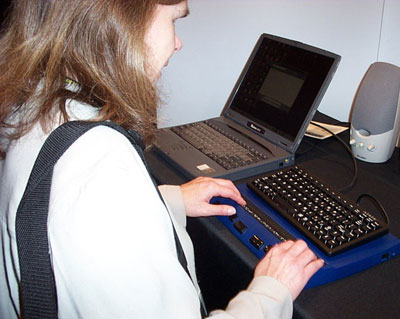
[247,166,389,256]
[171,121,269,170]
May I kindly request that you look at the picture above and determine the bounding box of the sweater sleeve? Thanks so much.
[209,276,293,319]
[158,184,187,228]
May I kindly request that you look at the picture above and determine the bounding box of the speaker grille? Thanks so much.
[352,62,400,134]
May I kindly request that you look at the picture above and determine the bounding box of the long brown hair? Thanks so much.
[0,0,184,158]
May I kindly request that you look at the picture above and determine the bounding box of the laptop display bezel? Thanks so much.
[221,33,341,154]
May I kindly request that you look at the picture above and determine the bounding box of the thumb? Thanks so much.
[209,203,237,216]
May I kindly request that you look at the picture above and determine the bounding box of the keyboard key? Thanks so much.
[233,220,247,234]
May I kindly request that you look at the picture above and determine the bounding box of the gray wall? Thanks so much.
[157,0,400,128]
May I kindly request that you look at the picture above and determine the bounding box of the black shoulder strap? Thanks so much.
[15,121,205,319]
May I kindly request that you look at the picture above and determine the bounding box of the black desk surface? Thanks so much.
[145,112,400,319]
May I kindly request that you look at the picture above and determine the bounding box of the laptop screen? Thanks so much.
[227,34,338,143]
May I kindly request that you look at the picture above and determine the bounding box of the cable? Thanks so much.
[309,121,357,192]
[356,193,390,226]
[305,121,390,226]
[310,122,390,225]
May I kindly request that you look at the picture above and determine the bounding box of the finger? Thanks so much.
[209,177,237,189]
[274,239,295,251]
[296,247,319,268]
[216,204,237,216]
[265,240,294,257]
[210,178,243,198]
[303,258,325,280]
[211,183,246,206]
[198,177,246,206]
[204,203,236,216]
[286,239,309,256]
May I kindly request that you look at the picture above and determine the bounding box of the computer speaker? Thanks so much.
[350,62,400,163]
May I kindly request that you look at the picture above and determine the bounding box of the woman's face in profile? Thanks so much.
[145,1,188,83]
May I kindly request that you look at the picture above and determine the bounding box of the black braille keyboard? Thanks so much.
[171,121,268,170]
[247,166,389,256]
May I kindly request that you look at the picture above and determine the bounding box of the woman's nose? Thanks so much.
[175,35,182,52]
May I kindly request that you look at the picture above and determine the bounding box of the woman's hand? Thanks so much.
[181,178,322,299]
[180,176,246,217]
[254,239,324,300]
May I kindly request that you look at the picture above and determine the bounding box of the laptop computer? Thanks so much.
[152,33,341,181]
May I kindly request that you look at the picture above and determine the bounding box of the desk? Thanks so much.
[145,112,400,319]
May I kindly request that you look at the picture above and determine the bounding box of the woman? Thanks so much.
[0,0,323,318]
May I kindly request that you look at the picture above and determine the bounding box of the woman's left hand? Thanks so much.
[180,177,246,217]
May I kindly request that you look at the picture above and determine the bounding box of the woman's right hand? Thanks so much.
[254,239,324,300]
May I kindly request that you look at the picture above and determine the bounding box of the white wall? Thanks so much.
[379,0,400,64]
[157,0,400,127]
